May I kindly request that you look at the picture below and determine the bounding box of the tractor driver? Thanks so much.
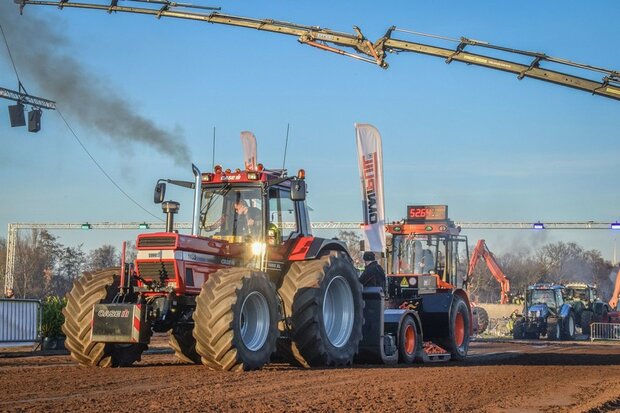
[232,199,262,236]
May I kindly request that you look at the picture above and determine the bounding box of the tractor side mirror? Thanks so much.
[290,179,306,201]
[154,182,166,204]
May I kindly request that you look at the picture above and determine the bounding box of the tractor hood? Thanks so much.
[526,303,550,319]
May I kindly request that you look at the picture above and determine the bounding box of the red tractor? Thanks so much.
[62,164,365,370]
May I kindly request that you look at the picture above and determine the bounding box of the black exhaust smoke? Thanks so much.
[0,2,190,165]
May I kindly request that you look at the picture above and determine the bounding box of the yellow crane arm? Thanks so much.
[15,0,385,66]
[14,0,620,101]
[376,27,620,101]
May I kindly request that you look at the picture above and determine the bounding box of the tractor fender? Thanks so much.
[558,303,572,320]
[383,308,423,340]
[418,290,471,339]
[288,237,351,261]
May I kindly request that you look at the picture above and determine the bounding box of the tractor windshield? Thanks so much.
[199,186,263,243]
[528,289,556,309]
[391,235,441,275]
[565,288,589,301]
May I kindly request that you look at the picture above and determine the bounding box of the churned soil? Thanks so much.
[1,340,619,413]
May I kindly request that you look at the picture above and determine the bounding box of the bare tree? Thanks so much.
[87,245,119,272]
[336,230,363,268]
[51,245,86,296]
[13,230,62,298]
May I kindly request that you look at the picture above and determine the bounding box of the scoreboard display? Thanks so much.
[406,205,448,222]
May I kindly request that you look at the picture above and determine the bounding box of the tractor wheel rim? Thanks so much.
[404,324,416,355]
[556,323,561,339]
[322,275,354,348]
[568,317,575,336]
[454,311,465,347]
[240,291,270,351]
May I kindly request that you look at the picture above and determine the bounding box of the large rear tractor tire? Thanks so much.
[62,268,147,367]
[398,316,419,364]
[193,268,279,371]
[561,312,576,340]
[278,252,364,367]
[581,310,594,336]
[169,326,201,364]
[436,295,470,361]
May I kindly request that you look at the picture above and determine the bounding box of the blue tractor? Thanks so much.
[513,283,576,340]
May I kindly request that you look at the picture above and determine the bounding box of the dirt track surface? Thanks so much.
[1,340,619,413]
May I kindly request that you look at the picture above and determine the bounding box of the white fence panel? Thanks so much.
[590,322,620,341]
[0,299,41,346]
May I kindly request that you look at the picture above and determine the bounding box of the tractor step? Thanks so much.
[420,342,451,362]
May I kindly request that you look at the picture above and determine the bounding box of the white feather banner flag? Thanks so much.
[355,123,386,253]
[240,131,257,170]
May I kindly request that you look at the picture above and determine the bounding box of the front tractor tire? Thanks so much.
[278,252,364,367]
[169,326,201,364]
[437,295,471,361]
[62,268,147,367]
[192,268,279,371]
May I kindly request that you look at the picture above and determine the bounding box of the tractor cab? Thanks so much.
[564,282,597,303]
[526,284,564,317]
[137,164,312,297]
[385,205,469,306]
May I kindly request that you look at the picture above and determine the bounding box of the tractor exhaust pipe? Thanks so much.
[162,201,180,233]
[191,164,202,236]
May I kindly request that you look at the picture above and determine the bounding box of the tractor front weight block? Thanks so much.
[91,304,150,344]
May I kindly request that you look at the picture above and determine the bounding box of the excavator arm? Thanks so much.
[13,0,620,101]
[610,268,620,309]
[468,239,511,304]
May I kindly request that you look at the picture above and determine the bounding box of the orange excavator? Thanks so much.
[610,268,620,310]
[467,239,511,305]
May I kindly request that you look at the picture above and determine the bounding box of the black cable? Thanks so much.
[2,19,161,222]
[0,22,22,85]
[57,109,164,222]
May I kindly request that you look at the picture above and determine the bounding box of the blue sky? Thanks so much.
[1,0,619,262]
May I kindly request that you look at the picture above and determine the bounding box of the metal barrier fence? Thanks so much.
[590,322,620,342]
[0,299,41,346]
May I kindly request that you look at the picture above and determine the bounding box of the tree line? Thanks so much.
[0,230,135,299]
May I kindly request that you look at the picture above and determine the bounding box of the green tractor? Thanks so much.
[563,282,611,336]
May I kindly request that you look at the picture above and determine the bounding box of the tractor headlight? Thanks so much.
[251,242,266,256]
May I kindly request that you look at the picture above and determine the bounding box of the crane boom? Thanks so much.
[14,0,620,100]
[468,239,511,304]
